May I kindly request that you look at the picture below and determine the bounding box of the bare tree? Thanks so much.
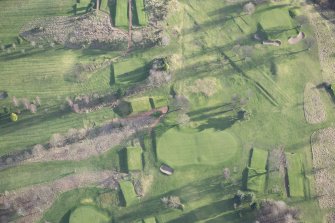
[72,104,80,113]
[29,104,37,113]
[12,96,19,107]
[31,144,45,157]
[223,168,231,181]
[35,96,41,106]
[49,133,65,148]
[256,200,300,223]
[304,37,316,50]
[21,98,30,110]
[66,97,74,107]
[161,196,184,209]
[177,113,190,126]
[243,2,256,15]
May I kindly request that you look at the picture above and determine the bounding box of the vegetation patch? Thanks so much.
[286,153,304,197]
[115,0,129,28]
[303,82,326,124]
[157,128,239,167]
[134,0,148,26]
[247,148,267,192]
[119,180,138,206]
[143,217,157,223]
[113,59,148,84]
[127,146,143,171]
[69,206,110,223]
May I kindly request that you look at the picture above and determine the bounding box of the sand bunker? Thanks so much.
[262,40,282,46]
[288,32,305,44]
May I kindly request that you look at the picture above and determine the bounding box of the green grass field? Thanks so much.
[113,59,148,84]
[286,153,305,197]
[143,217,156,223]
[119,181,138,206]
[69,206,110,223]
[115,0,128,28]
[157,128,239,167]
[127,146,143,171]
[247,148,268,192]
[130,97,152,113]
[135,0,148,26]
[0,0,331,222]
[100,0,110,13]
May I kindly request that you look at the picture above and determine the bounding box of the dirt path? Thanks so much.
[307,5,335,82]
[0,171,126,223]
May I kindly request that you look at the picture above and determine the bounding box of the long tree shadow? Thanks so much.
[197,116,238,132]
[117,65,149,84]
[116,175,242,222]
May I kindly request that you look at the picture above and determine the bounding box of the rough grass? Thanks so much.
[119,181,138,206]
[127,147,143,171]
[157,128,239,167]
[303,82,326,124]
[115,0,128,28]
[69,206,110,223]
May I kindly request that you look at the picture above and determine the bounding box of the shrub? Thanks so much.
[10,113,18,122]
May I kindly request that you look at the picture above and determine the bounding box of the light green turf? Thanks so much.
[157,128,239,167]
[69,206,110,223]
[259,8,293,31]
[100,0,110,13]
[115,0,128,28]
[135,0,147,26]
[119,181,138,206]
[130,97,152,113]
[249,148,268,172]
[248,148,268,192]
[113,59,148,84]
[143,217,156,223]
[286,153,305,197]
[127,146,143,171]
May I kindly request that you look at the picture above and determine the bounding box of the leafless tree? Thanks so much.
[21,98,30,110]
[29,104,37,113]
[243,2,256,15]
[304,37,316,50]
[12,96,19,107]
[161,196,184,209]
[256,200,300,223]
[223,168,231,181]
[72,103,80,113]
[177,113,190,125]
[31,144,45,157]
[49,133,65,148]
[35,96,41,106]
[30,41,36,48]
[66,97,74,107]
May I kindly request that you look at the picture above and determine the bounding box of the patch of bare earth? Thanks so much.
[311,128,335,208]
[0,171,126,223]
[303,82,326,124]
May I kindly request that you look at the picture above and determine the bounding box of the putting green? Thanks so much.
[157,128,239,166]
[69,206,110,223]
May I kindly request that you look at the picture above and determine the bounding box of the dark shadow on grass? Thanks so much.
[117,66,149,84]
[118,148,128,173]
[59,209,71,223]
[168,199,237,223]
[110,64,116,86]
[116,175,241,222]
[197,116,238,131]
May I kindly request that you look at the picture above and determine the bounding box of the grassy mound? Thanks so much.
[69,206,110,223]
[119,181,138,206]
[157,128,239,166]
[127,147,143,171]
